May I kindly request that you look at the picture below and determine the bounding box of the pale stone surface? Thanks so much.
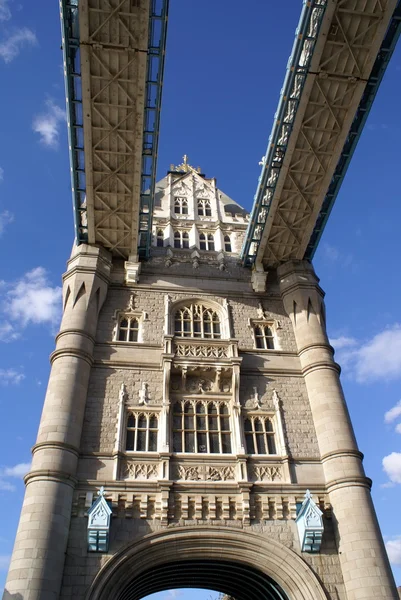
[3,176,398,599]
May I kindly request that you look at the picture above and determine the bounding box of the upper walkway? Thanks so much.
[60,0,401,265]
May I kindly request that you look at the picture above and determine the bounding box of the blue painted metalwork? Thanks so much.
[59,0,87,244]
[240,0,328,266]
[138,0,169,260]
[60,0,169,256]
[304,0,401,260]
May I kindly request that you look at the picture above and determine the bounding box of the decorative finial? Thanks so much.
[97,486,105,497]
[139,382,149,405]
[172,156,202,174]
[305,489,312,500]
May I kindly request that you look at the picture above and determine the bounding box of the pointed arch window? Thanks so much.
[156,229,164,247]
[197,198,212,217]
[254,325,275,349]
[126,412,158,452]
[117,317,139,342]
[199,232,215,251]
[174,197,188,215]
[224,235,232,252]
[173,400,231,453]
[244,416,277,455]
[174,231,190,249]
[174,303,221,339]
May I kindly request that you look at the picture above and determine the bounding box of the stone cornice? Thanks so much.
[32,441,80,458]
[50,347,94,366]
[302,361,341,376]
[321,449,364,463]
[326,476,372,493]
[25,469,78,488]
[56,329,96,346]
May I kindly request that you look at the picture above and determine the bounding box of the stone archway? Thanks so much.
[86,526,328,600]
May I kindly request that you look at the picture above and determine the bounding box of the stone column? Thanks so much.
[278,260,397,600]
[4,244,111,600]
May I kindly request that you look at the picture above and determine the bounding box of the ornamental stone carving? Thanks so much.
[173,464,235,482]
[249,465,282,482]
[175,343,228,358]
[124,462,158,480]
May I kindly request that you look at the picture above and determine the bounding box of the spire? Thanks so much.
[170,154,202,174]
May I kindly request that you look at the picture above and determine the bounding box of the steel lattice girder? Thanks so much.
[61,0,168,258]
[243,0,398,267]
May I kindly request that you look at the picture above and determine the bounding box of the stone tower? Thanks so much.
[3,160,398,600]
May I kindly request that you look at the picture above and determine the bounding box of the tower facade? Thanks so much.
[4,162,398,600]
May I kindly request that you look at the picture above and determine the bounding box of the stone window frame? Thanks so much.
[172,399,232,454]
[113,310,145,344]
[170,298,231,340]
[197,198,212,217]
[224,235,232,253]
[249,319,279,350]
[174,230,190,249]
[125,410,159,453]
[199,232,215,251]
[174,196,188,215]
[243,414,277,455]
[156,228,164,247]
[173,302,222,340]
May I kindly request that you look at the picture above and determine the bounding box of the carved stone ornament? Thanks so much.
[173,464,235,482]
[124,462,158,480]
[249,465,282,482]
[119,383,127,403]
[139,382,149,405]
[175,342,228,359]
[296,489,324,552]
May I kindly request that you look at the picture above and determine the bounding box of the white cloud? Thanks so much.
[383,452,401,484]
[0,461,30,493]
[385,537,401,566]
[164,592,183,600]
[32,99,65,148]
[330,336,357,351]
[0,27,37,63]
[396,423,401,434]
[322,243,340,261]
[2,462,30,477]
[0,210,14,237]
[0,321,19,342]
[384,400,401,424]
[0,0,11,22]
[0,166,3,181]
[0,368,24,386]
[4,266,62,327]
[0,555,10,571]
[334,324,401,383]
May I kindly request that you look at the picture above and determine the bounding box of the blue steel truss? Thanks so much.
[138,0,169,259]
[240,0,328,266]
[59,0,169,254]
[304,0,401,260]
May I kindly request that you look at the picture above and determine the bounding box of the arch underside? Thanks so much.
[118,559,288,600]
[87,526,328,600]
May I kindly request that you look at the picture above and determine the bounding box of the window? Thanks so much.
[173,401,231,453]
[244,417,277,455]
[254,325,274,349]
[117,316,139,342]
[174,197,188,215]
[174,231,189,249]
[156,229,164,247]
[197,199,212,217]
[126,413,158,451]
[199,233,215,251]
[88,530,109,553]
[174,303,221,338]
[224,235,232,252]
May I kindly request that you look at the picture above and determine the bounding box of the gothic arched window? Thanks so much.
[173,400,231,453]
[199,233,215,251]
[224,235,232,252]
[174,197,188,215]
[244,417,276,455]
[174,231,189,249]
[126,412,158,451]
[174,303,221,339]
[254,325,274,349]
[156,229,164,247]
[117,317,139,342]
[197,199,212,217]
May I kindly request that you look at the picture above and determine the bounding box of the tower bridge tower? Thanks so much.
[3,159,399,600]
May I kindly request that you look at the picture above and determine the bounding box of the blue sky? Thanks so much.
[0,0,401,596]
